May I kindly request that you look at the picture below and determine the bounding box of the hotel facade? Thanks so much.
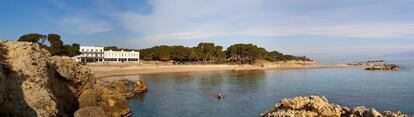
[76,46,139,63]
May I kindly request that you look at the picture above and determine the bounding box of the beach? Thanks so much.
[89,61,348,78]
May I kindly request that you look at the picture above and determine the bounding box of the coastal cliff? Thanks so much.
[0,40,146,116]
[261,96,409,117]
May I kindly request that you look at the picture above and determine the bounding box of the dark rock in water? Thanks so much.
[216,93,224,100]
[365,64,400,70]
[74,106,107,117]
[261,96,409,117]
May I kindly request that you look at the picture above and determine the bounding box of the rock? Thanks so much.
[262,96,343,117]
[74,106,107,117]
[132,80,148,93]
[88,81,131,117]
[78,89,99,108]
[0,41,140,116]
[365,64,400,70]
[106,79,135,97]
[351,106,368,116]
[261,96,410,117]
[77,81,131,117]
[364,108,383,117]
[383,111,409,117]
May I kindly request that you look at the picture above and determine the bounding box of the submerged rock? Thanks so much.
[261,96,410,117]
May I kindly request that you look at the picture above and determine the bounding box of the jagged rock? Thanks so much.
[74,106,107,117]
[78,89,99,108]
[133,80,148,93]
[261,96,410,117]
[79,81,131,117]
[383,111,408,117]
[0,41,141,116]
[106,79,135,97]
[364,108,383,117]
[78,81,132,117]
[262,96,343,117]
[351,106,368,116]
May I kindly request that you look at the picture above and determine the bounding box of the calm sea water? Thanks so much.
[102,57,414,117]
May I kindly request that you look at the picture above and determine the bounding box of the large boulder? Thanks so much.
[261,96,409,117]
[106,79,135,97]
[262,96,343,117]
[0,41,59,116]
[78,81,131,117]
[132,80,148,93]
[0,41,139,116]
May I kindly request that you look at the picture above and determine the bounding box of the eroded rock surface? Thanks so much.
[0,40,145,116]
[261,96,410,117]
[132,80,148,93]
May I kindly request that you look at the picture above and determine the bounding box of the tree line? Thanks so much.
[105,43,311,64]
[17,33,80,57]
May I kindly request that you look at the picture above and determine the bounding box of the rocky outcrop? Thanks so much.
[77,81,131,117]
[261,96,410,117]
[74,106,107,117]
[105,79,135,97]
[365,64,400,70]
[0,40,145,116]
[132,80,148,93]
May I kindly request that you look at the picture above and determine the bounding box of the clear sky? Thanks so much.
[0,0,413,58]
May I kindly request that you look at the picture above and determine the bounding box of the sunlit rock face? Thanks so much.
[261,95,409,117]
[0,40,146,117]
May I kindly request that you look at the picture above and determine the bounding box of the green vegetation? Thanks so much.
[105,43,311,64]
[18,33,80,57]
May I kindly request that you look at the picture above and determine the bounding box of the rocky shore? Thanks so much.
[0,40,147,117]
[261,96,410,117]
[365,64,400,71]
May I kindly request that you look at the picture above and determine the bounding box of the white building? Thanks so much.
[77,46,104,63]
[75,46,139,63]
[104,50,139,62]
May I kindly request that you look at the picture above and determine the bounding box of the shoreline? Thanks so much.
[89,62,351,78]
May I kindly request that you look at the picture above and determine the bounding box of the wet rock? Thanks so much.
[132,80,148,93]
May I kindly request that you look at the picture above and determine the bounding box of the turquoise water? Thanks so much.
[106,58,414,117]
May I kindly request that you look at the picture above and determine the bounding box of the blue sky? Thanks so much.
[0,0,413,58]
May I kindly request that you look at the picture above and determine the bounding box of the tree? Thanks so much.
[18,33,46,43]
[17,33,80,57]
[104,46,119,51]
[47,34,64,55]
[195,43,216,63]
[63,43,81,57]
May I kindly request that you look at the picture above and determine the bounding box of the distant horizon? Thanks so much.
[1,0,413,59]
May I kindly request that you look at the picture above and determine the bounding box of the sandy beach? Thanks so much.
[89,61,348,78]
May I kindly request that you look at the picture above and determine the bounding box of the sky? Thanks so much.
[0,0,413,59]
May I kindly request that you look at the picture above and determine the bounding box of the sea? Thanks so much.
[101,57,414,117]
